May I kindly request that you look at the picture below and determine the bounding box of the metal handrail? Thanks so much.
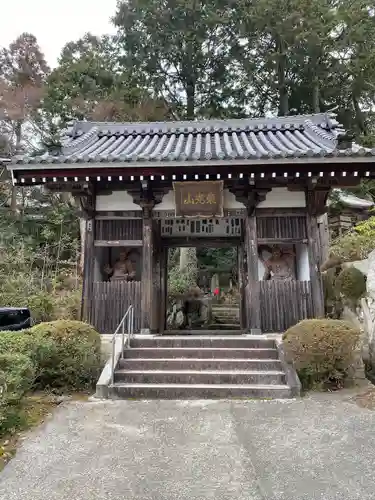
[110,305,134,385]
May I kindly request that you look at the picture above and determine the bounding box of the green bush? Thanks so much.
[28,320,102,390]
[0,332,57,388]
[51,289,81,321]
[0,353,35,437]
[329,215,375,262]
[0,353,35,404]
[335,267,367,307]
[283,319,360,390]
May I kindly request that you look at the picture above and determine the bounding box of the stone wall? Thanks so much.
[342,250,375,374]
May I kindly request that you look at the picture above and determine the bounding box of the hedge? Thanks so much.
[0,321,102,392]
[0,353,35,437]
[28,320,102,390]
[283,319,360,390]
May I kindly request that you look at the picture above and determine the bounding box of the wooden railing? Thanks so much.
[90,281,141,334]
[259,280,313,332]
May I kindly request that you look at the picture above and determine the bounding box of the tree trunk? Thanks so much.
[10,186,17,213]
[312,80,320,113]
[60,192,72,204]
[180,247,198,286]
[184,37,196,120]
[353,94,367,134]
[10,120,23,214]
[276,37,289,116]
[186,80,195,120]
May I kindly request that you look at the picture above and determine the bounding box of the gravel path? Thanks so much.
[1,392,375,500]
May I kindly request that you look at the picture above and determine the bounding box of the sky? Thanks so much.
[0,0,118,68]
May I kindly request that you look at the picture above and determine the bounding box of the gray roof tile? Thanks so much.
[10,114,375,166]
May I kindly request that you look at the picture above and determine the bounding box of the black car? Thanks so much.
[0,307,31,331]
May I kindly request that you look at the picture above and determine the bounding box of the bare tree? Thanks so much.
[0,33,49,212]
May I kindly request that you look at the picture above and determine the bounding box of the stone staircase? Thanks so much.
[210,303,241,330]
[107,335,295,399]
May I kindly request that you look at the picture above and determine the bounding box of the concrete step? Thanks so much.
[114,369,286,385]
[212,305,240,310]
[212,309,239,314]
[166,329,241,335]
[206,323,241,330]
[109,383,292,399]
[212,310,239,314]
[123,347,279,359]
[118,358,282,371]
[130,336,276,349]
[212,316,239,320]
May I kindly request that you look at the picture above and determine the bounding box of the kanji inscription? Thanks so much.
[174,181,224,217]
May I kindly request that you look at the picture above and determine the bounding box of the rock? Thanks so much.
[166,313,175,329]
[175,311,185,328]
[342,259,369,275]
[367,250,375,298]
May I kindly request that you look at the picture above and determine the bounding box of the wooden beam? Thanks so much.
[229,184,270,215]
[305,186,331,216]
[256,207,307,217]
[258,238,308,245]
[94,240,143,247]
[161,237,241,248]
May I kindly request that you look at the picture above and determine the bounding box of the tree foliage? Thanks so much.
[0,2,375,314]
[43,33,172,125]
[113,0,244,119]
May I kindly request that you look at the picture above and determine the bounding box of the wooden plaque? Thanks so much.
[173,181,224,218]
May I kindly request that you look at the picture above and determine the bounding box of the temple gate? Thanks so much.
[5,113,375,334]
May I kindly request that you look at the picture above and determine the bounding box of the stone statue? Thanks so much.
[104,249,136,281]
[262,246,295,281]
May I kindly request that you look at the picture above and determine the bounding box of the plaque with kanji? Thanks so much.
[174,181,224,218]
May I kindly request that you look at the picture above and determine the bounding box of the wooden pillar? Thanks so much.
[244,213,261,332]
[306,213,325,318]
[306,187,329,319]
[79,186,96,325]
[318,213,330,264]
[150,220,161,334]
[140,203,154,333]
[81,218,95,323]
[159,246,168,334]
[237,244,246,330]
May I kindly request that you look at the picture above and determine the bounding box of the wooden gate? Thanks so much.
[259,280,313,332]
[90,281,141,334]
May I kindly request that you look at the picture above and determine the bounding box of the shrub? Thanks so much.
[335,267,367,307]
[329,216,375,262]
[28,320,102,390]
[0,353,35,404]
[51,289,81,321]
[283,319,360,390]
[0,332,57,388]
[0,353,36,437]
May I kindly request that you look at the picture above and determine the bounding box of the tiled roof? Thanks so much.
[10,113,375,166]
[331,190,374,209]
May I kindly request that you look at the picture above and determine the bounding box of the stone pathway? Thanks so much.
[1,391,375,500]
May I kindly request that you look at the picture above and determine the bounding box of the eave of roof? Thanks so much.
[7,113,375,172]
[330,190,374,209]
[8,153,375,172]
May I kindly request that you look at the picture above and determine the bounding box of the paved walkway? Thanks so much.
[1,392,375,500]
